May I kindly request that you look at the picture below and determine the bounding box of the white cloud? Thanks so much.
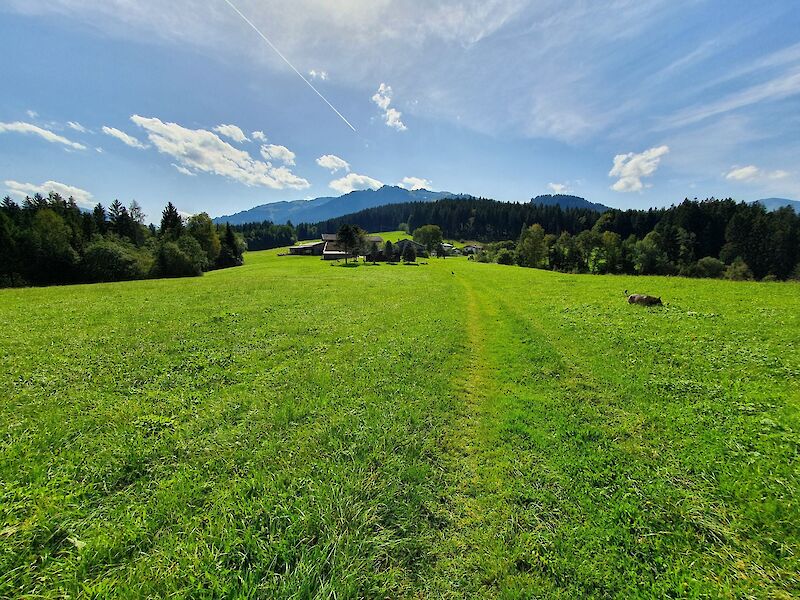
[309,69,328,81]
[726,165,790,182]
[0,121,86,150]
[260,144,296,165]
[400,176,432,190]
[329,173,383,194]
[384,108,407,132]
[102,125,148,149]
[5,179,94,208]
[658,69,800,131]
[172,163,196,176]
[548,182,571,194]
[131,115,310,189]
[213,124,249,143]
[0,1,727,146]
[372,83,393,111]
[316,154,350,173]
[251,130,267,142]
[26,110,38,119]
[96,147,104,153]
[372,83,407,131]
[609,145,670,192]
[67,121,89,133]
[725,165,760,182]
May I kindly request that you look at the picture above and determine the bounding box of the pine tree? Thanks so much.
[108,200,124,228]
[383,240,394,262]
[93,203,108,234]
[402,243,416,263]
[216,223,244,268]
[160,202,184,240]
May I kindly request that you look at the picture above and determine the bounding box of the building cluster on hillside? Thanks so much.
[288,234,483,260]
[289,233,384,260]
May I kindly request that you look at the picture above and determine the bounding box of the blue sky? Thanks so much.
[1,0,799,222]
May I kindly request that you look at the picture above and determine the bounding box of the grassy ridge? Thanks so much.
[1,249,798,597]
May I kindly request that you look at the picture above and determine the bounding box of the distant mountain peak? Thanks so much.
[531,194,611,213]
[754,198,799,212]
[213,186,471,226]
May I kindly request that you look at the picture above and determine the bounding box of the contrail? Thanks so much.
[221,0,357,133]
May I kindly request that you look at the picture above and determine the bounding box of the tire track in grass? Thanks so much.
[427,272,552,597]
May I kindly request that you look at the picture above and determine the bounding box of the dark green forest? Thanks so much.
[7,193,798,285]
[313,197,800,280]
[0,195,244,288]
[229,220,297,251]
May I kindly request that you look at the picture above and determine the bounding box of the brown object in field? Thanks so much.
[627,293,663,306]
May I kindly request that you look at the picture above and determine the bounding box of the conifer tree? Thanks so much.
[402,243,416,263]
[160,202,184,240]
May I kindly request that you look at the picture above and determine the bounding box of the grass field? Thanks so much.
[1,245,798,598]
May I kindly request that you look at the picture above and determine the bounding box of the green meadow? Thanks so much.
[1,245,798,598]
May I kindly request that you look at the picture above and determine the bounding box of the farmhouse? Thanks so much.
[320,233,384,260]
[462,244,483,254]
[394,239,426,256]
[288,240,325,256]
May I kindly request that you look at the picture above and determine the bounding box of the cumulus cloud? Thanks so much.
[548,182,571,194]
[102,125,148,149]
[67,121,89,133]
[372,83,407,131]
[725,165,789,182]
[399,176,432,190]
[385,108,407,131]
[308,69,328,81]
[213,124,249,143]
[609,145,669,192]
[329,173,383,194]
[131,115,310,189]
[251,130,267,142]
[316,154,350,173]
[260,144,296,165]
[0,121,86,150]
[5,179,94,208]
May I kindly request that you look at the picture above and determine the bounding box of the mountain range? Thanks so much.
[754,198,800,212]
[213,187,798,227]
[213,186,469,225]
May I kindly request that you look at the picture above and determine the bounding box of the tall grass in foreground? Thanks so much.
[1,249,798,597]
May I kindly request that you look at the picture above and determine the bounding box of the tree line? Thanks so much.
[314,197,800,280]
[0,194,245,287]
[229,220,297,251]
[316,197,607,241]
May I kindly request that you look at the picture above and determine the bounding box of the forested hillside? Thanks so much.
[0,194,244,288]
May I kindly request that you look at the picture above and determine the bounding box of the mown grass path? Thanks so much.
[1,251,798,598]
[427,263,799,598]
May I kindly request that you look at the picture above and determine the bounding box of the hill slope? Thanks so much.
[755,197,800,212]
[531,194,612,212]
[214,185,468,225]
